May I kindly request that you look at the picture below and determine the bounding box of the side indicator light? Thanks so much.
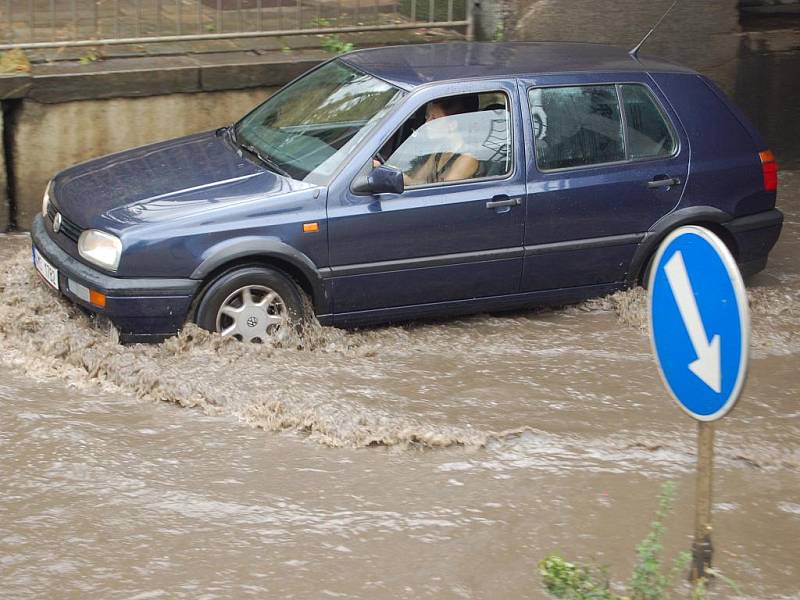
[89,290,106,309]
[303,222,320,233]
[759,149,778,192]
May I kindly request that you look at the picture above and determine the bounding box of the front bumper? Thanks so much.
[30,214,201,342]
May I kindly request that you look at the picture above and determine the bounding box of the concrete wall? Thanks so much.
[12,87,274,229]
[0,108,7,231]
[509,0,800,167]
[513,0,741,92]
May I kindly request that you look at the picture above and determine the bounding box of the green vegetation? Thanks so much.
[539,483,734,600]
[78,50,101,65]
[310,16,333,28]
[308,18,355,53]
[321,34,354,54]
[540,556,620,600]
[628,483,690,600]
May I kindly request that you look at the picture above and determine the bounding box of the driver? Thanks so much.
[376,96,479,185]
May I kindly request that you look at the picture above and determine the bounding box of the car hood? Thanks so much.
[52,130,314,233]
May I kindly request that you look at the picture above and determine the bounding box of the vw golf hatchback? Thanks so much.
[31,42,783,342]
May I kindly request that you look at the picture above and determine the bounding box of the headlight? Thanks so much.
[42,182,51,217]
[78,230,122,271]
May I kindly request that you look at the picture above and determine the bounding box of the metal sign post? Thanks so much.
[691,421,714,580]
[647,226,750,583]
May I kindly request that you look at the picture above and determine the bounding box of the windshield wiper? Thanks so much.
[236,136,290,178]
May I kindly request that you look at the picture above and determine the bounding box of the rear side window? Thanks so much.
[529,85,624,171]
[529,83,677,171]
[620,84,677,159]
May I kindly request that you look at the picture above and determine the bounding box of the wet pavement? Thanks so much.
[1,172,799,599]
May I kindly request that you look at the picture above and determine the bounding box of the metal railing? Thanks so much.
[0,0,469,50]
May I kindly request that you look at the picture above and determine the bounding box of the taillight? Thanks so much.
[759,149,778,192]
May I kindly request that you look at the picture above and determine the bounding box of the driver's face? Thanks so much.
[425,103,447,122]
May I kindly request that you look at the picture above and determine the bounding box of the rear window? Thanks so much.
[529,83,677,171]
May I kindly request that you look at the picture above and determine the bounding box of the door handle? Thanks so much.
[486,196,522,209]
[647,176,682,189]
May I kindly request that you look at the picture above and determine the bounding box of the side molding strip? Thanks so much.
[523,233,644,256]
[323,233,645,279]
[323,247,524,278]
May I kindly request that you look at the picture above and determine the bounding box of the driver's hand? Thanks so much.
[372,158,382,168]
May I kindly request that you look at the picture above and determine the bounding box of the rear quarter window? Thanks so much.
[620,84,677,159]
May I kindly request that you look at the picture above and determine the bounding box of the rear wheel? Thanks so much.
[640,224,737,290]
[195,266,308,342]
[640,252,657,290]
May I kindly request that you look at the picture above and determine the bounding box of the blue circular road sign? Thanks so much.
[647,226,750,421]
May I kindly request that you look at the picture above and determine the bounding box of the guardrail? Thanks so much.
[0,0,470,50]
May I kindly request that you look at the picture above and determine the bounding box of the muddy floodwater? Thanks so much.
[1,173,799,599]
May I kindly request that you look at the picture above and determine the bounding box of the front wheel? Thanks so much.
[195,266,308,342]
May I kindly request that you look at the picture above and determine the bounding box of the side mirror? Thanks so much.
[352,165,404,196]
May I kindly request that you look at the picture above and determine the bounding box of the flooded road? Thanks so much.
[1,172,799,598]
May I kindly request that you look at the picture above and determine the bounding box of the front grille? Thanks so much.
[46,202,83,243]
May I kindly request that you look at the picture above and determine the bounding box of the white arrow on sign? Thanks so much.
[664,251,722,393]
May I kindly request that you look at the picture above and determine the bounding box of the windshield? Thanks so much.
[235,60,404,185]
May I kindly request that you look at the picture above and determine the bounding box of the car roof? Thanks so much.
[340,42,696,90]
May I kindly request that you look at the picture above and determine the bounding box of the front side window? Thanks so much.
[620,84,677,159]
[381,92,512,187]
[235,60,404,184]
[530,85,625,171]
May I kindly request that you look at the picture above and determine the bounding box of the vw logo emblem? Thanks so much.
[246,316,258,328]
[53,212,62,233]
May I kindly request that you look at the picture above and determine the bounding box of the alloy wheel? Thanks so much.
[215,284,287,343]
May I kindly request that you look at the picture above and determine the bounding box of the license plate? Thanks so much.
[33,245,59,291]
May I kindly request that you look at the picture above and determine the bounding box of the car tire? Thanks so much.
[640,252,657,290]
[195,266,309,342]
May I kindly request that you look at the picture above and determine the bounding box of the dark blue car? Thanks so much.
[30,42,783,343]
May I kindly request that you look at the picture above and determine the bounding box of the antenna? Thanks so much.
[629,0,680,59]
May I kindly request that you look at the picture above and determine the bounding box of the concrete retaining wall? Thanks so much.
[11,87,274,229]
[0,109,7,231]
[0,46,330,232]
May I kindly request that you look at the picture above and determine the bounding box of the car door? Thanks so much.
[518,73,689,292]
[325,80,527,318]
